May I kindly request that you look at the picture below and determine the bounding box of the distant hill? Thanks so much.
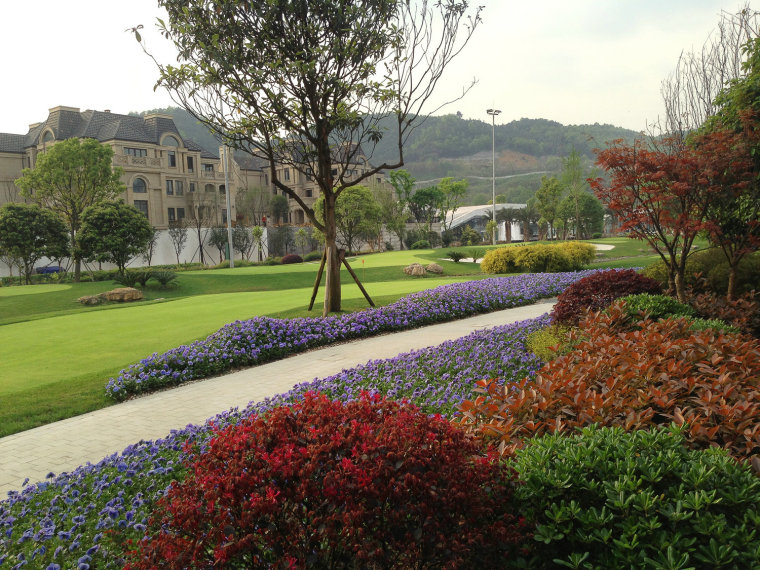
[134,107,638,205]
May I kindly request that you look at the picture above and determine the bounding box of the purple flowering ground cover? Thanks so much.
[0,273,592,569]
[106,271,596,400]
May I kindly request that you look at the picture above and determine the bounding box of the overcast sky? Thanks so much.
[0,0,753,135]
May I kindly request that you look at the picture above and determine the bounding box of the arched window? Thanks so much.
[219,185,226,195]
[132,178,147,193]
[163,135,180,147]
[42,131,54,144]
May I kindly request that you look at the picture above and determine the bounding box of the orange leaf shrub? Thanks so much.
[457,301,760,463]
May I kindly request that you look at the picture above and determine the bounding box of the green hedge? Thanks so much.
[509,425,760,568]
[481,242,596,274]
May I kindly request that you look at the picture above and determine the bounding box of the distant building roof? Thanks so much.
[447,203,526,230]
[7,106,217,158]
[0,133,26,154]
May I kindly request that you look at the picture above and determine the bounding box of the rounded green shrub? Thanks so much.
[525,324,573,362]
[303,250,323,262]
[481,242,596,275]
[410,239,430,250]
[446,250,467,263]
[687,317,741,334]
[459,224,482,246]
[556,241,596,268]
[621,293,695,320]
[481,246,520,273]
[509,425,760,569]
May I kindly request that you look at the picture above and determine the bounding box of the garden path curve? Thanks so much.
[0,298,556,497]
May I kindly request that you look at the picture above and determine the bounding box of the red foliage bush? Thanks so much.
[685,275,760,338]
[280,253,303,264]
[551,268,662,325]
[458,301,760,463]
[126,393,528,569]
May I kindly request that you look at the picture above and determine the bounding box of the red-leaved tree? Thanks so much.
[690,115,760,300]
[591,138,713,301]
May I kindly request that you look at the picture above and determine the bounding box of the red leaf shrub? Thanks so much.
[551,268,661,325]
[685,275,760,338]
[280,253,303,264]
[458,301,760,462]
[126,393,528,569]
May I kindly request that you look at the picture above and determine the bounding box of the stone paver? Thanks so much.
[0,299,555,496]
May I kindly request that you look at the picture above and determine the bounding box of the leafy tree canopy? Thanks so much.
[0,203,69,284]
[77,201,153,275]
[14,138,125,281]
[137,0,481,313]
[315,185,382,254]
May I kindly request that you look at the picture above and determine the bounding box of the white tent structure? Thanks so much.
[444,203,527,242]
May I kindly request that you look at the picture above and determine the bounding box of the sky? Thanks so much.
[0,0,754,135]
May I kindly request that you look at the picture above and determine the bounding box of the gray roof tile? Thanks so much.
[0,133,25,153]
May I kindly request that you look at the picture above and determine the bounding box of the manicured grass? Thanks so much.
[0,250,483,325]
[0,276,479,436]
[0,240,657,436]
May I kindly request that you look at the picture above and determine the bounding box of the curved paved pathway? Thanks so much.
[0,298,555,497]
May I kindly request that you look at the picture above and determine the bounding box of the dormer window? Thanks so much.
[42,131,54,144]
[163,135,180,147]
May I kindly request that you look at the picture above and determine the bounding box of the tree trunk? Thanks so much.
[71,230,81,282]
[727,263,738,302]
[674,271,687,303]
[322,194,342,315]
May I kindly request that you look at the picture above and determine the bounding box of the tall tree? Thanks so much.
[512,199,540,242]
[233,225,255,260]
[659,4,759,141]
[77,201,153,276]
[557,192,604,240]
[388,169,416,209]
[235,185,270,227]
[251,225,266,261]
[270,195,290,226]
[559,148,595,240]
[141,226,159,267]
[208,226,229,263]
[438,177,468,232]
[534,175,562,239]
[375,186,407,250]
[14,138,124,281]
[135,0,481,314]
[316,185,382,254]
[409,186,444,233]
[168,219,189,265]
[0,203,69,284]
[185,191,216,264]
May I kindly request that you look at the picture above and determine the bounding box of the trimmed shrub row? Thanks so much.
[481,241,596,274]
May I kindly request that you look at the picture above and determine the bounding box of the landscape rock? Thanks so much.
[103,287,143,302]
[403,263,426,277]
[425,263,444,274]
[78,294,104,306]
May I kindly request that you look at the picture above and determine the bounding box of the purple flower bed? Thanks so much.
[1,311,550,569]
[106,272,596,400]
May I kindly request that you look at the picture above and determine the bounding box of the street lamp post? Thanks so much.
[487,108,501,244]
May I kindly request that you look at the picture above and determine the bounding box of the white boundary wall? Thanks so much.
[0,227,268,278]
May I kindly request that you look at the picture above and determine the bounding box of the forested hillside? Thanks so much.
[133,107,638,205]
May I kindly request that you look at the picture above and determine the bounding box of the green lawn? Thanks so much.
[0,241,656,436]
